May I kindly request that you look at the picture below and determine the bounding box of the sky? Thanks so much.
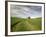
[10,5,42,18]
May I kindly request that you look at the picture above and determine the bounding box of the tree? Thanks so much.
[28,17,30,19]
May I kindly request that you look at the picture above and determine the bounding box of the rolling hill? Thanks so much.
[11,17,42,32]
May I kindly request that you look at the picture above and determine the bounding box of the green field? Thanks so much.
[11,17,42,32]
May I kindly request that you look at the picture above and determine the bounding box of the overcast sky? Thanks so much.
[10,5,42,18]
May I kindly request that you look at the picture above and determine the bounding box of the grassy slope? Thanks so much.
[11,17,42,32]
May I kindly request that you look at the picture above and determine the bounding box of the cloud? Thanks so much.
[10,5,42,18]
